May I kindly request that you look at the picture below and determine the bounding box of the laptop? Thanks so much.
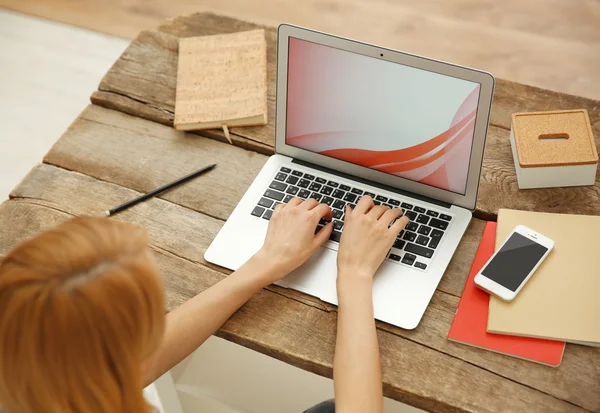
[205,24,494,329]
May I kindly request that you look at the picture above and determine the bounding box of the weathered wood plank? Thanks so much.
[0,193,592,413]
[436,218,481,296]
[90,90,274,155]
[44,105,268,222]
[9,163,600,412]
[492,79,600,137]
[98,29,177,115]
[91,14,600,220]
[479,125,600,220]
[10,165,222,264]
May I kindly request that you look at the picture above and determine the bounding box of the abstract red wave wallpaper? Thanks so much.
[286,37,481,195]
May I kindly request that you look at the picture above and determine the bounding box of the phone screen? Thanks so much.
[481,232,548,292]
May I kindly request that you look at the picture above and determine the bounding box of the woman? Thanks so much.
[0,196,408,413]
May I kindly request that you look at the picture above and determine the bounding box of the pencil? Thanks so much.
[104,163,217,217]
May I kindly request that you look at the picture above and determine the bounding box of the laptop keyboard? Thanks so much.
[251,166,453,272]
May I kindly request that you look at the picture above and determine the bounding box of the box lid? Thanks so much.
[512,109,598,168]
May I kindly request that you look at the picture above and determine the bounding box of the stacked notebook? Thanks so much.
[450,208,600,366]
[448,221,565,366]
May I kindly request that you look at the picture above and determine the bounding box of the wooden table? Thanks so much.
[1,13,599,413]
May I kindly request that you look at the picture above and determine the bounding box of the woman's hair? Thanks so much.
[0,216,165,413]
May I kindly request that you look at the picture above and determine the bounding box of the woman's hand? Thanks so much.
[337,196,409,283]
[151,198,332,385]
[255,197,333,283]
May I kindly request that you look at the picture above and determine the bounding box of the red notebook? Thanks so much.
[448,221,565,366]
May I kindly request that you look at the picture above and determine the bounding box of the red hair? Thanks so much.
[0,216,165,413]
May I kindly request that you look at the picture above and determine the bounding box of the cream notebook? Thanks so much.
[488,209,600,346]
[174,29,267,134]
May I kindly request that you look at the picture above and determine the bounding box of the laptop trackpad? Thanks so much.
[275,246,338,305]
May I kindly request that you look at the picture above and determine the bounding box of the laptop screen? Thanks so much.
[285,37,481,195]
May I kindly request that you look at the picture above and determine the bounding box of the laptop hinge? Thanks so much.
[292,159,452,209]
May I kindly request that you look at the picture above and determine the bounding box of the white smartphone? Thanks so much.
[474,225,554,301]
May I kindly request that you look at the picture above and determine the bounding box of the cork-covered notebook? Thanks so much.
[174,29,268,135]
[448,221,565,367]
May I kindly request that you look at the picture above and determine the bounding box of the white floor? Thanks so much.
[0,10,421,413]
[171,336,422,413]
[0,10,129,199]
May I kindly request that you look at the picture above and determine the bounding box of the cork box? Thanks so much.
[510,109,598,189]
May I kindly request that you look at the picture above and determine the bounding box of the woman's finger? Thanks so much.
[273,203,285,214]
[367,204,387,220]
[379,208,403,227]
[390,215,410,236]
[313,222,333,248]
[345,205,353,221]
[286,197,303,208]
[312,203,333,222]
[300,198,320,210]
[353,195,375,215]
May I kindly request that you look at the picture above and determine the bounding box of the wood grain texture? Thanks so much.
[45,105,268,222]
[91,14,600,220]
[479,125,600,220]
[5,164,599,412]
[491,79,600,139]
[2,0,599,101]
